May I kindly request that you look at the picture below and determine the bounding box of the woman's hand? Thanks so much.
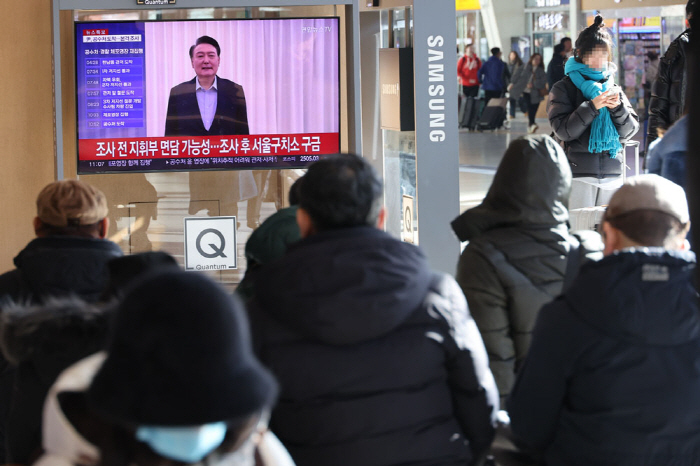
[605,90,621,109]
[592,90,613,110]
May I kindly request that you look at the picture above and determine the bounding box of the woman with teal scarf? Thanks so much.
[548,15,639,186]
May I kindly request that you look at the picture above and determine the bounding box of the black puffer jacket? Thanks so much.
[0,236,120,463]
[647,30,691,151]
[0,298,112,464]
[248,227,498,466]
[548,76,639,178]
[508,249,700,465]
[451,136,603,404]
[0,236,123,304]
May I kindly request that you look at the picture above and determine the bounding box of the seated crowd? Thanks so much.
[0,136,697,466]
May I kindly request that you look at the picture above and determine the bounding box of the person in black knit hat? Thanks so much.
[84,270,291,466]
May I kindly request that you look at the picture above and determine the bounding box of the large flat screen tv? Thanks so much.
[75,17,340,174]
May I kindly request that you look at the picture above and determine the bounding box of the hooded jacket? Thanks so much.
[0,236,123,305]
[0,298,112,464]
[248,227,498,466]
[647,30,691,151]
[548,75,639,178]
[508,249,700,466]
[451,136,603,404]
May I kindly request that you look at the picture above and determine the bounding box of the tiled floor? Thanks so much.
[458,114,553,213]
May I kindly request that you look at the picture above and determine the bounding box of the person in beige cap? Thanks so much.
[0,179,122,464]
[507,174,699,465]
[0,179,122,305]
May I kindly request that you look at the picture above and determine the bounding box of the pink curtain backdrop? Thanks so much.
[144,18,340,137]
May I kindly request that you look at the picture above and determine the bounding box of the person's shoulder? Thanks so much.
[550,76,575,97]
[217,76,244,90]
[170,77,196,91]
[662,32,689,64]
[422,271,470,320]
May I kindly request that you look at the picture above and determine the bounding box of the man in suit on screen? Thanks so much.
[164,35,249,136]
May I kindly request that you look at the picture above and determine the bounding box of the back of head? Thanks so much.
[88,271,277,450]
[605,174,690,248]
[554,43,565,55]
[298,153,382,231]
[36,179,108,237]
[574,15,613,63]
[491,47,501,56]
[451,135,571,241]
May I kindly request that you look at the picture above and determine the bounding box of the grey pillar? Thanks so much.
[413,0,460,275]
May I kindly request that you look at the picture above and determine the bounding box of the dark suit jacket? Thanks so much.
[164,76,249,136]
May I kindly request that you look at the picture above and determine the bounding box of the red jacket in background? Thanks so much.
[458,53,481,87]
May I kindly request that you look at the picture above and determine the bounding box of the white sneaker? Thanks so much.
[504,120,511,129]
[528,124,538,134]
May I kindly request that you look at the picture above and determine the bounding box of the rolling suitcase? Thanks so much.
[619,140,641,182]
[477,97,507,131]
[459,96,479,130]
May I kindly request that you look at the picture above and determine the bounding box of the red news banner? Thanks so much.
[79,133,339,161]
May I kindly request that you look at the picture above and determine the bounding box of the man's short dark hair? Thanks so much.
[605,210,689,248]
[189,35,221,59]
[491,47,501,56]
[298,153,383,231]
[560,37,572,45]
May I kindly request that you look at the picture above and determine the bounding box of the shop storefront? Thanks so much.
[525,0,573,64]
[456,0,485,58]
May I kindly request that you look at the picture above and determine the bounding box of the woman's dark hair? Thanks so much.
[509,50,523,66]
[528,53,544,70]
[574,15,613,64]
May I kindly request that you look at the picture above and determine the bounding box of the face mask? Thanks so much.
[136,422,227,463]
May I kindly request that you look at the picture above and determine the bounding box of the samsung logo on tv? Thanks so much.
[136,0,176,5]
[382,83,400,96]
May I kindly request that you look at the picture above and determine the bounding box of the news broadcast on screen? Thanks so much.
[75,18,340,174]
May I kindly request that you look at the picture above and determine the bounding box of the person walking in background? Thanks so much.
[480,47,510,105]
[451,135,603,406]
[458,44,482,99]
[506,51,524,122]
[522,53,547,133]
[560,37,573,57]
[647,0,695,152]
[548,15,639,206]
[546,44,567,90]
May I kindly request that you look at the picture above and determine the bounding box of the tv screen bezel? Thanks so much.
[73,16,342,175]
